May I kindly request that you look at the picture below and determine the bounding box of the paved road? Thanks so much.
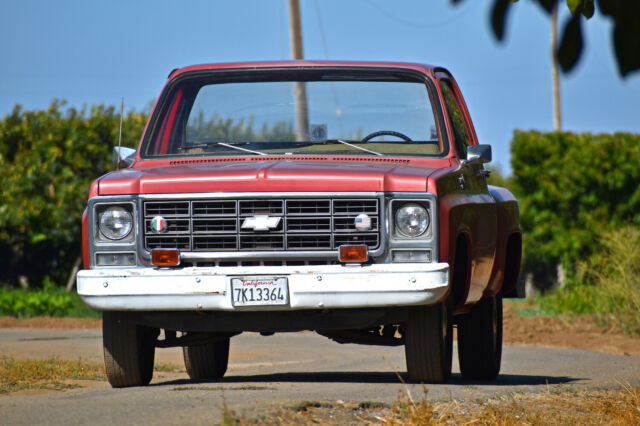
[1,329,638,425]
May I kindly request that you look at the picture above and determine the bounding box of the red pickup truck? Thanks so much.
[77,61,522,387]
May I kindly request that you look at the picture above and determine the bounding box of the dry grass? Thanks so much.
[154,362,185,373]
[0,357,105,394]
[231,384,640,425]
[578,227,640,334]
[376,384,640,425]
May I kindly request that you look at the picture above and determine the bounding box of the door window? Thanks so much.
[439,81,471,159]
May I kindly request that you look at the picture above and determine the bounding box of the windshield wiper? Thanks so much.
[321,139,383,156]
[179,141,267,156]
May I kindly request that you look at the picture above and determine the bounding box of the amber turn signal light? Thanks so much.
[152,249,180,266]
[339,245,368,262]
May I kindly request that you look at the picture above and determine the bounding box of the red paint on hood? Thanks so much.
[97,157,449,195]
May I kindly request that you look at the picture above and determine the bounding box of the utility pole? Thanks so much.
[551,1,562,131]
[288,0,309,141]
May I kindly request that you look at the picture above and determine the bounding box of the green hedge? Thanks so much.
[510,130,640,288]
[0,101,147,288]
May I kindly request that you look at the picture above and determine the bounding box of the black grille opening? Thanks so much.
[145,201,189,217]
[333,200,378,215]
[193,236,237,251]
[286,217,331,232]
[193,218,237,233]
[146,236,190,250]
[240,235,284,250]
[193,201,236,216]
[239,200,284,216]
[334,233,379,248]
[287,235,332,249]
[286,199,331,215]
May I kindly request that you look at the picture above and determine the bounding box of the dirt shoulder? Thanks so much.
[0,317,101,329]
[502,303,640,357]
[1,304,638,357]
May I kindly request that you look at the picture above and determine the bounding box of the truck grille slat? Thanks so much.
[143,198,380,252]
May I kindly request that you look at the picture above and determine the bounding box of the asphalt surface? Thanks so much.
[1,329,639,425]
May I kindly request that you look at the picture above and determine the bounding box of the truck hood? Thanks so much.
[97,157,448,195]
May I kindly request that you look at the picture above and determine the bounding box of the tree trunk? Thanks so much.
[66,257,82,292]
[551,1,562,131]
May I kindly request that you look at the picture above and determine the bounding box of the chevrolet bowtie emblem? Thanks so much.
[241,215,282,231]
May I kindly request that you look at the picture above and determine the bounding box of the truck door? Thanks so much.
[437,74,497,304]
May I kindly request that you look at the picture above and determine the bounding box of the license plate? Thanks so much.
[231,277,289,307]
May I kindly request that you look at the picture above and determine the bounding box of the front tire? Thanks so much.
[457,294,503,380]
[183,338,230,380]
[103,311,157,388]
[404,301,453,383]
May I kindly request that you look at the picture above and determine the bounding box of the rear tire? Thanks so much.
[103,311,157,388]
[183,337,230,380]
[404,301,453,383]
[457,294,503,380]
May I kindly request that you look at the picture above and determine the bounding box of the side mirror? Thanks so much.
[465,144,492,165]
[112,146,137,167]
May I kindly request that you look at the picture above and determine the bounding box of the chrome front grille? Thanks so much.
[142,198,380,252]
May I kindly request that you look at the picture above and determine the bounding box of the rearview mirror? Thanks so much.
[465,144,491,165]
[112,146,136,167]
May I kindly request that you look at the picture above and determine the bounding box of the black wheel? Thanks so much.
[183,337,230,380]
[103,311,157,388]
[361,130,412,143]
[404,300,453,383]
[457,294,503,380]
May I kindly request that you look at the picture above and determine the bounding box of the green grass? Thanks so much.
[0,280,99,319]
[520,226,640,335]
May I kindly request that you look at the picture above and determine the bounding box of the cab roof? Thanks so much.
[168,60,438,80]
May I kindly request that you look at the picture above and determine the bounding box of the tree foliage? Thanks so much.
[186,113,295,143]
[452,0,640,77]
[510,130,640,287]
[0,101,148,287]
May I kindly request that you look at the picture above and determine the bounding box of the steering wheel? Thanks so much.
[361,130,413,143]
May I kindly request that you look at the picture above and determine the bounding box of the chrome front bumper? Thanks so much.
[77,263,450,311]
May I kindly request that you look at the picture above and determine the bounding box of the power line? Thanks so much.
[313,0,344,135]
[364,0,473,30]
[314,0,330,59]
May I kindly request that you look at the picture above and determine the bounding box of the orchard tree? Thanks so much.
[452,0,640,77]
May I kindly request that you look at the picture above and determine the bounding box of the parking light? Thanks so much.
[152,249,180,266]
[339,245,368,263]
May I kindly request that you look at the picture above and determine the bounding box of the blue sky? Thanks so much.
[1,0,638,174]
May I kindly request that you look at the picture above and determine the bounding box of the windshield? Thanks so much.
[142,73,445,158]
